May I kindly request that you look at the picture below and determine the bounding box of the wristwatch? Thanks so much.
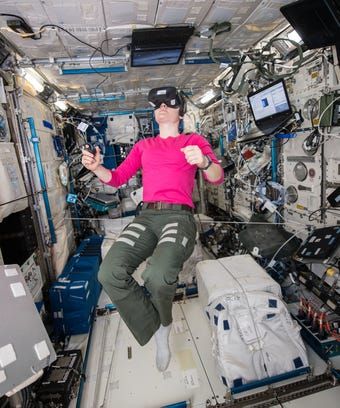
[200,155,213,171]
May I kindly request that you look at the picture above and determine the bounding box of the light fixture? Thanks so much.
[287,30,302,43]
[200,89,215,104]
[54,100,68,111]
[61,66,127,75]
[21,68,44,93]
[78,94,125,104]
[184,50,240,65]
[98,108,153,117]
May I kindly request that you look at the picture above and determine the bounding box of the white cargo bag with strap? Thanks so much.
[197,255,308,388]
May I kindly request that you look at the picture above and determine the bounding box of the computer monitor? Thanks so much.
[280,0,340,50]
[131,46,184,67]
[247,79,292,134]
[130,26,194,68]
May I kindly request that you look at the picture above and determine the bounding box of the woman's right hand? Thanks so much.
[81,145,101,171]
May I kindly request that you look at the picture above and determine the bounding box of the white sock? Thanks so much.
[154,324,172,372]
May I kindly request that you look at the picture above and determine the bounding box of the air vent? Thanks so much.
[286,186,298,204]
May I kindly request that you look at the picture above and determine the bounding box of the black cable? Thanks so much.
[308,207,340,221]
[93,77,109,104]
[0,190,44,207]
[100,38,128,57]
[275,395,284,408]
[90,39,111,103]
[89,47,106,78]
[4,18,129,62]
[37,24,101,51]
[89,41,128,104]
[0,13,29,24]
[88,42,110,104]
[280,137,291,147]
[89,41,127,77]
[247,37,303,81]
[38,24,130,57]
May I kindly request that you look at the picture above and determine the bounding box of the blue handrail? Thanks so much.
[27,117,57,243]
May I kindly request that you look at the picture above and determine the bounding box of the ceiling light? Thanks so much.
[21,69,44,93]
[200,89,215,104]
[54,100,68,111]
[61,66,127,75]
[78,94,125,104]
[287,30,302,43]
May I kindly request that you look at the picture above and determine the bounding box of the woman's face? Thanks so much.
[154,103,180,125]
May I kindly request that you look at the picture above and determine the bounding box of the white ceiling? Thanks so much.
[0,0,293,113]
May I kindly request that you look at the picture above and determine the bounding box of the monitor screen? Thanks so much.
[131,47,184,67]
[248,80,291,122]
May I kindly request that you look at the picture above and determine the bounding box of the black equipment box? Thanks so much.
[35,349,83,408]
[238,214,301,259]
[295,226,340,263]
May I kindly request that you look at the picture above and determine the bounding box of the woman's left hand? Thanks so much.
[180,145,207,168]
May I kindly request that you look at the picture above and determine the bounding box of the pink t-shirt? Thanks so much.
[103,133,224,208]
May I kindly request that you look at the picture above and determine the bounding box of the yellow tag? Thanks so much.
[312,118,319,126]
[326,267,336,277]
[296,204,306,210]
[311,71,319,79]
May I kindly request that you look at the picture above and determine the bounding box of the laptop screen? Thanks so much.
[248,79,292,123]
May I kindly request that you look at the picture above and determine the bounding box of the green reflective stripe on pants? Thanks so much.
[98,209,197,346]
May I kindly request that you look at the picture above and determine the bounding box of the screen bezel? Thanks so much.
[247,79,293,127]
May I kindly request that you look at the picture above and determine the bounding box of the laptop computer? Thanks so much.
[246,79,293,137]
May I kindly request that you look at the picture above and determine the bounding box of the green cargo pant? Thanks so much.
[98,208,197,346]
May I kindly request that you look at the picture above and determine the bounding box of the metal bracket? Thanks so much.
[33,204,40,211]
